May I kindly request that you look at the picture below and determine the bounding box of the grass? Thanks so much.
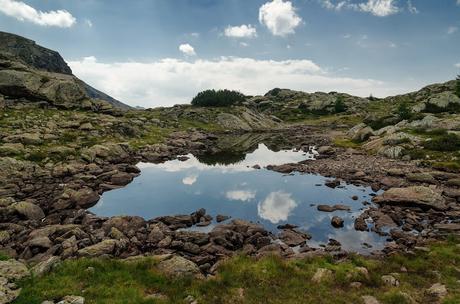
[14,240,460,304]
[0,252,9,261]
[333,137,361,149]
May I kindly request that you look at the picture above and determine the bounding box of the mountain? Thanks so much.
[0,31,130,110]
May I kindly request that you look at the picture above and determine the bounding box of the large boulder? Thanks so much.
[77,239,118,257]
[156,255,204,279]
[373,186,447,211]
[71,188,100,209]
[11,201,45,220]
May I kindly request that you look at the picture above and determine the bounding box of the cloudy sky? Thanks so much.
[0,0,459,107]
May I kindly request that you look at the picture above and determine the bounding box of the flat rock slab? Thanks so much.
[372,186,447,211]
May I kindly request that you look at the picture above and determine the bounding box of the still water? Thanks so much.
[92,144,386,252]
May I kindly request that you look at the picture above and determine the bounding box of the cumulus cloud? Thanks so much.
[358,0,399,16]
[259,0,302,36]
[226,190,256,202]
[179,43,196,56]
[68,55,406,108]
[224,24,257,38]
[257,191,297,223]
[447,26,458,35]
[455,63,460,68]
[0,0,76,27]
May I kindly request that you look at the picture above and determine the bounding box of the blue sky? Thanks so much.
[0,0,459,107]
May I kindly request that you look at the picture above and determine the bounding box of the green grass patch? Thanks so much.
[333,138,361,149]
[15,240,460,304]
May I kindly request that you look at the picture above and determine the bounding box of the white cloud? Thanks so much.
[259,0,302,36]
[320,0,349,11]
[321,0,399,17]
[457,0,460,5]
[179,43,196,56]
[0,0,76,27]
[84,19,93,28]
[69,55,407,108]
[407,0,418,14]
[226,190,256,202]
[182,174,198,185]
[257,191,297,223]
[239,42,249,47]
[224,24,257,38]
[447,26,458,35]
[359,0,399,16]
[455,63,460,68]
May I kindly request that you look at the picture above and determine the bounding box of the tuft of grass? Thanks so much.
[333,138,361,149]
[0,252,10,261]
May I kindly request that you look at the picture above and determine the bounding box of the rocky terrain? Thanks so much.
[0,31,459,303]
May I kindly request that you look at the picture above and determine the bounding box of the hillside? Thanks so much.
[0,31,130,111]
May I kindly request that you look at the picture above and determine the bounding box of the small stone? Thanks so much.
[57,295,85,304]
[311,268,333,283]
[350,282,362,288]
[216,214,230,223]
[331,216,344,228]
[362,295,380,304]
[426,283,447,300]
[381,275,399,287]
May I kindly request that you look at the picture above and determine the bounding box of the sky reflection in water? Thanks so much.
[93,144,386,252]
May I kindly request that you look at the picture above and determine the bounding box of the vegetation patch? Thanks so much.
[423,132,460,152]
[14,240,460,304]
[191,89,246,107]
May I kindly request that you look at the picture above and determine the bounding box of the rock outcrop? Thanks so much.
[0,31,129,110]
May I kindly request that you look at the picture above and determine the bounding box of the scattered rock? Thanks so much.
[216,214,230,223]
[311,268,333,283]
[381,275,399,287]
[331,216,344,228]
[57,295,85,304]
[156,255,204,279]
[373,186,447,211]
[362,295,380,304]
[426,283,447,301]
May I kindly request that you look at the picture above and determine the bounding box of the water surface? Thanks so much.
[93,144,386,252]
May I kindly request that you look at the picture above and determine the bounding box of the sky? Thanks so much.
[0,0,459,108]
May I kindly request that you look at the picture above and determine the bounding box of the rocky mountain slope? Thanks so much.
[0,31,130,111]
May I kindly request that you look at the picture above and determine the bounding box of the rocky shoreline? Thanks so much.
[2,123,459,274]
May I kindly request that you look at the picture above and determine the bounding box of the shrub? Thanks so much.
[334,96,347,113]
[423,133,460,151]
[397,102,412,120]
[191,89,245,107]
[456,74,460,98]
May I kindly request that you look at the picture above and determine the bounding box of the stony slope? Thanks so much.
[0,31,130,111]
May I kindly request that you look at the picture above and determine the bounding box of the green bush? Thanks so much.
[397,102,412,120]
[191,89,245,107]
[334,96,347,113]
[423,133,460,151]
[456,75,460,98]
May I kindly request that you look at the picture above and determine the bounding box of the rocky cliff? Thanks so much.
[0,31,130,111]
